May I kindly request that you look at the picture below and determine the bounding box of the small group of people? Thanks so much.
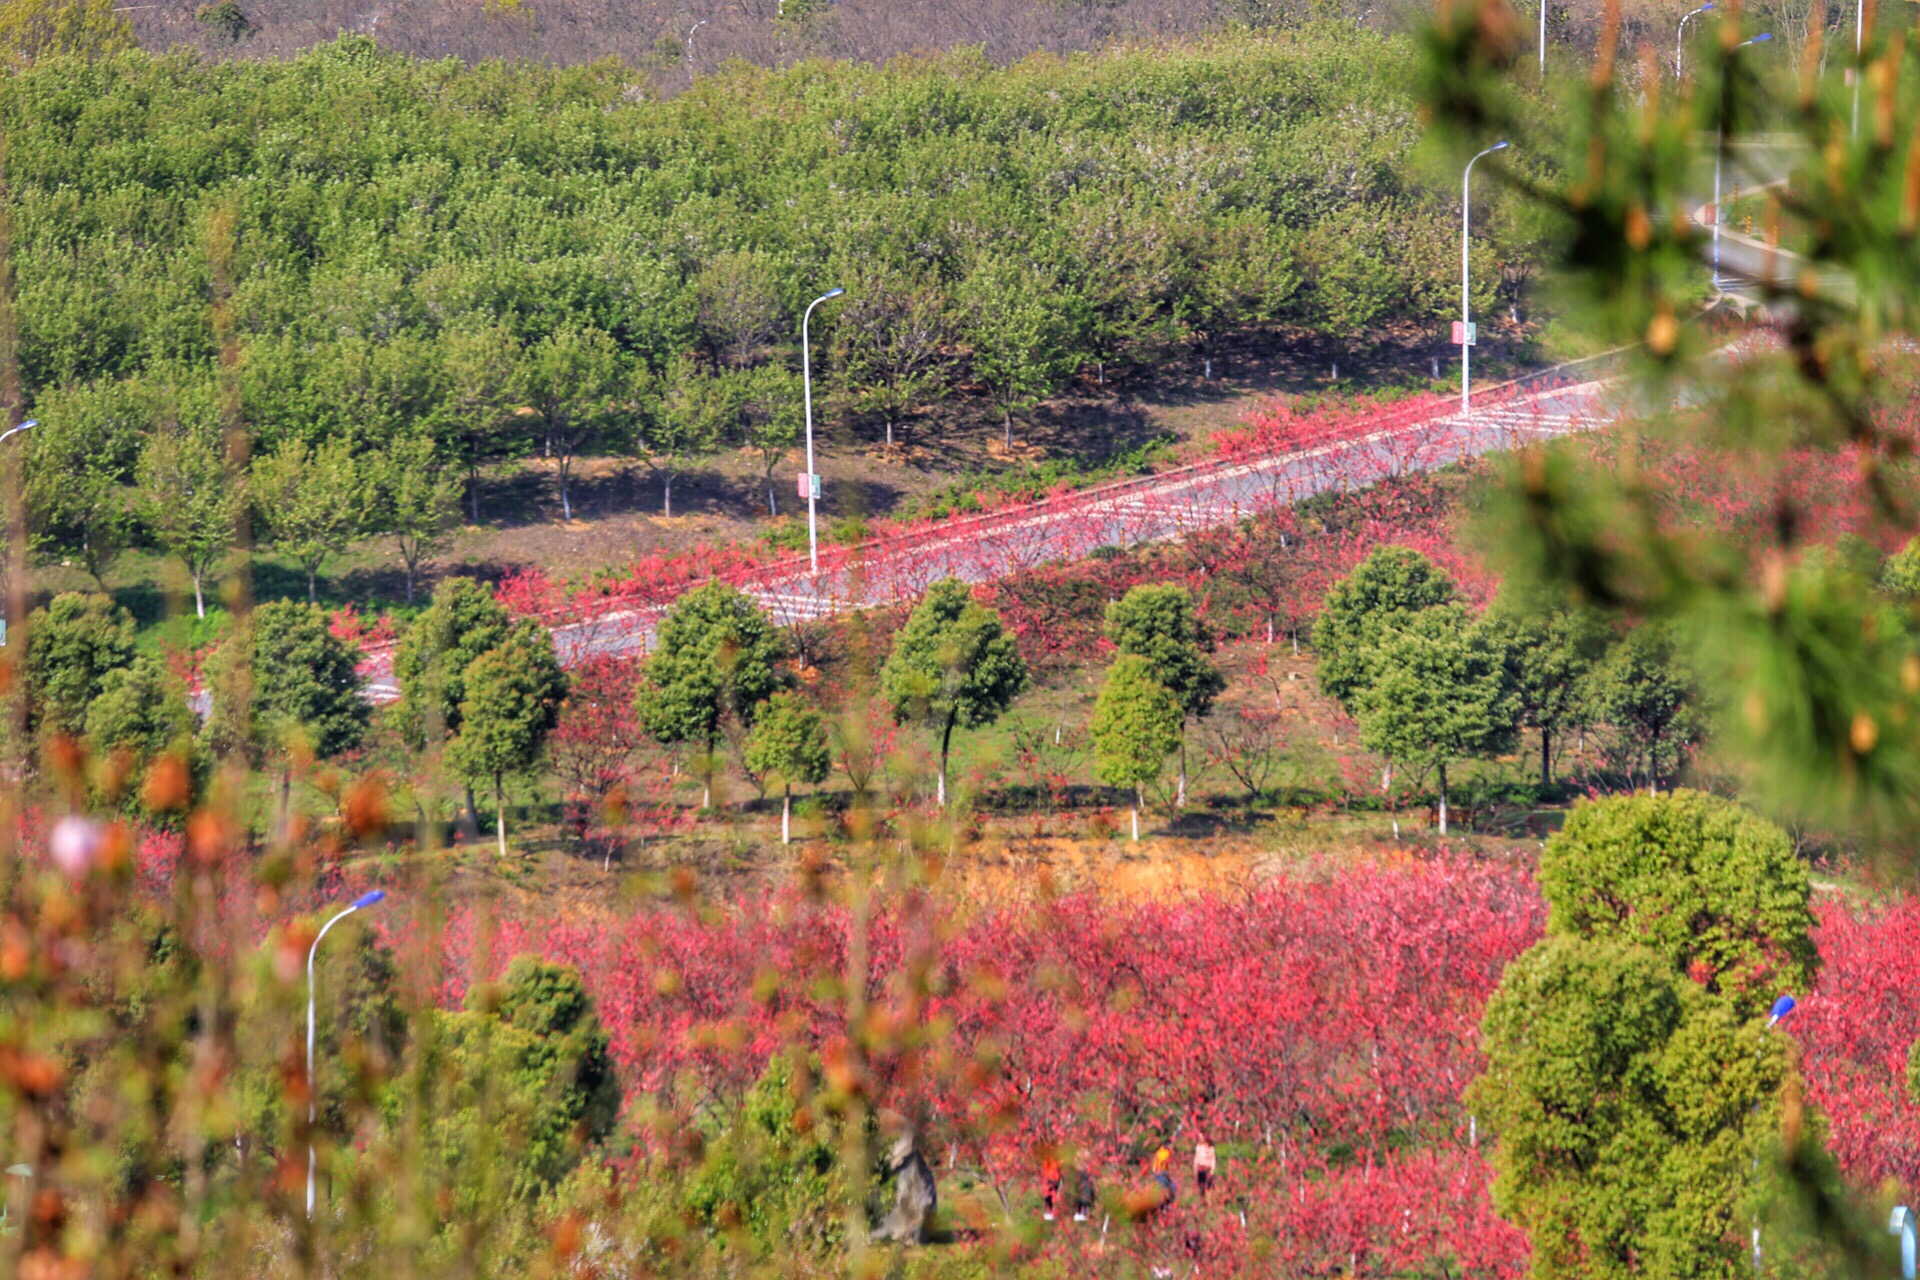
[1039,1132,1219,1223]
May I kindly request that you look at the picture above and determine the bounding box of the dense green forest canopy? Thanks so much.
[3,28,1538,579]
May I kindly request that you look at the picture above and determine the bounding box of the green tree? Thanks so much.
[1104,583,1224,806]
[204,600,370,828]
[0,0,134,60]
[1482,588,1605,789]
[1881,536,1920,601]
[1354,605,1514,835]
[447,622,566,856]
[365,432,461,605]
[136,427,238,620]
[681,1050,881,1259]
[694,248,783,369]
[1177,212,1298,380]
[393,577,515,745]
[394,577,517,831]
[634,580,787,808]
[958,259,1086,451]
[1584,624,1704,795]
[832,274,952,449]
[250,437,365,603]
[740,364,802,517]
[518,324,631,521]
[743,688,830,845]
[1538,790,1817,1008]
[880,577,1029,808]
[1312,546,1458,714]
[24,380,146,586]
[433,323,522,522]
[1470,792,1821,1278]
[1090,653,1182,842]
[24,591,135,740]
[415,955,620,1210]
[638,357,732,517]
[83,655,196,800]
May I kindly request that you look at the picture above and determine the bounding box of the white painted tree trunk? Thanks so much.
[782,791,791,845]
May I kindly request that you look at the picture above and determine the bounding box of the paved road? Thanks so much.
[353,143,1815,703]
[358,361,1623,702]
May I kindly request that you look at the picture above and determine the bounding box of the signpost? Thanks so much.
[797,472,821,501]
[1451,320,1477,346]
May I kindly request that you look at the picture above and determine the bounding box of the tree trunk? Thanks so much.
[782,788,792,845]
[1002,408,1013,451]
[462,785,481,838]
[766,474,778,516]
[494,775,507,856]
[663,474,674,519]
[468,465,481,521]
[193,571,206,619]
[278,770,292,840]
[1437,761,1450,836]
[1204,354,1214,380]
[938,712,956,809]
[559,456,573,520]
[404,559,416,606]
[1131,788,1141,842]
[1176,738,1187,808]
[307,568,318,604]
[1540,727,1552,789]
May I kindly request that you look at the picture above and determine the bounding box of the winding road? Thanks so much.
[358,357,1625,701]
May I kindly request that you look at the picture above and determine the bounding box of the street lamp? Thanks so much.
[1460,141,1509,417]
[1891,1206,1917,1280]
[1713,34,1773,293]
[0,420,37,648]
[1676,3,1713,79]
[800,287,845,577]
[306,888,386,1220]
[685,19,707,68]
[1751,992,1797,1273]
[1538,0,1546,79]
[1852,0,1863,139]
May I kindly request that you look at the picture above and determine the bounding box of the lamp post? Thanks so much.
[1852,0,1863,139]
[306,889,386,1220]
[800,287,844,577]
[1676,3,1713,79]
[1461,141,1509,417]
[1892,1206,1918,1280]
[0,420,36,649]
[1750,993,1798,1273]
[1712,33,1773,293]
[685,19,707,68]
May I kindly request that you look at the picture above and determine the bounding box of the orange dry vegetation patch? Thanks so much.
[938,834,1274,902]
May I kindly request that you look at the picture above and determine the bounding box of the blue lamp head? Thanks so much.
[823,287,846,300]
[1768,993,1797,1025]
[1491,140,1510,151]
[1700,3,1714,9]
[351,889,387,910]
[1752,31,1774,41]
